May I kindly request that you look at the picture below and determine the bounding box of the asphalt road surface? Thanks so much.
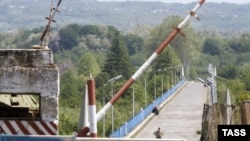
[134,81,208,141]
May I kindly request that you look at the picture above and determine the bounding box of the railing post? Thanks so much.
[140,107,144,120]
[124,122,128,135]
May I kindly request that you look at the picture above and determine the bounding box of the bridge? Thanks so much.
[130,81,207,140]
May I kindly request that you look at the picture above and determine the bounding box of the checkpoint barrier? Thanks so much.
[109,79,186,138]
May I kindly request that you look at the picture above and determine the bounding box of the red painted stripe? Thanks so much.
[40,121,56,135]
[110,78,135,104]
[3,120,17,134]
[77,126,90,137]
[90,133,98,137]
[199,0,205,5]
[88,79,96,105]
[29,121,44,135]
[50,122,58,130]
[16,120,30,134]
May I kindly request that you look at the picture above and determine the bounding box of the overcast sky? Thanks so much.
[98,0,250,4]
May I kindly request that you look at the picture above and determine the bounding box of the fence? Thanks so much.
[109,79,186,138]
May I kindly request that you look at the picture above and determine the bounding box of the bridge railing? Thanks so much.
[109,79,186,138]
[0,134,186,141]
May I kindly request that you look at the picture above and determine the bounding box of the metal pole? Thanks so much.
[40,0,62,47]
[154,70,156,100]
[157,69,163,99]
[111,81,114,133]
[107,75,123,133]
[172,69,174,87]
[77,0,206,136]
[102,85,105,137]
[161,71,163,97]
[132,85,135,127]
[175,68,176,85]
[144,76,147,107]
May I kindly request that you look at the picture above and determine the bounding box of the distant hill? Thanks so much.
[1,0,250,33]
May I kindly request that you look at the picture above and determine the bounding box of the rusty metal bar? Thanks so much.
[40,0,62,47]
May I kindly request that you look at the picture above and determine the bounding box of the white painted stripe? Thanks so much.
[10,121,24,135]
[178,4,201,29]
[132,53,158,80]
[45,121,57,134]
[21,120,36,135]
[89,105,97,134]
[0,120,57,135]
[0,121,11,134]
[96,102,112,122]
[34,121,49,135]
[193,4,201,11]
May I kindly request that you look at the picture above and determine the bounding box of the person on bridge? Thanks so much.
[152,106,159,115]
[154,127,163,139]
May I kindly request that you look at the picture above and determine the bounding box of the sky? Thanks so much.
[98,0,250,4]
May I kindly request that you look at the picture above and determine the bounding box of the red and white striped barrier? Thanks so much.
[0,120,58,135]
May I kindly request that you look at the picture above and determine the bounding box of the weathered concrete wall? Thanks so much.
[0,49,59,122]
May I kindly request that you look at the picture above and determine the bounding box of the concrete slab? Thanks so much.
[133,81,208,141]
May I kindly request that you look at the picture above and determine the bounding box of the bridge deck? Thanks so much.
[133,81,208,141]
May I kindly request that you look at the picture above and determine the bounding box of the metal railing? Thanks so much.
[109,79,186,138]
[0,134,186,141]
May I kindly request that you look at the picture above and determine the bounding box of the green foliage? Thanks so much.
[202,37,222,56]
[2,13,250,136]
[59,111,78,135]
[79,25,101,36]
[201,34,236,66]
[77,52,100,77]
[229,33,250,53]
[153,47,180,70]
[58,24,79,50]
[218,65,239,80]
[145,15,201,70]
[101,31,134,80]
[240,64,250,91]
[123,33,144,56]
[60,71,85,108]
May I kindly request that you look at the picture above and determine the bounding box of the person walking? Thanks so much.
[154,127,163,139]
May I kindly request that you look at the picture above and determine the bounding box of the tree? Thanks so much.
[240,64,250,91]
[152,46,181,74]
[79,25,101,36]
[218,65,239,80]
[229,33,250,53]
[60,70,85,108]
[123,33,144,56]
[102,31,134,80]
[202,37,222,56]
[58,24,80,50]
[145,15,202,68]
[77,52,100,77]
